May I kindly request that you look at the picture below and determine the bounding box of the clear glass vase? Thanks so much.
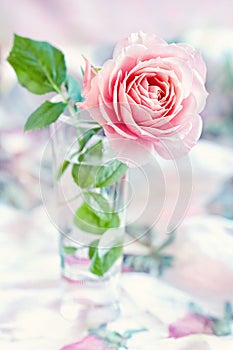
[50,114,128,324]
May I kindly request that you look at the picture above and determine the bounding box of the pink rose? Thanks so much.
[79,32,207,165]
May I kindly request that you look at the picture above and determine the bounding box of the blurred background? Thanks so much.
[1,0,233,207]
[1,0,233,322]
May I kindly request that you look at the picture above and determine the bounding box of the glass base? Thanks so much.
[60,276,121,326]
[59,250,122,325]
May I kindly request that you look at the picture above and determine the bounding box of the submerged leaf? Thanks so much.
[74,191,120,235]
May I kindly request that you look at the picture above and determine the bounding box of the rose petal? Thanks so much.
[113,32,165,58]
[82,57,97,97]
[104,128,155,166]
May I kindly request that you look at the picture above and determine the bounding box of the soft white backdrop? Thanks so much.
[1,0,232,47]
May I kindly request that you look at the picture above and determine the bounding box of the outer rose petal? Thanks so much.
[191,71,208,113]
[182,114,203,149]
[154,114,202,159]
[82,57,97,97]
[113,31,166,58]
[104,124,155,166]
[178,43,207,80]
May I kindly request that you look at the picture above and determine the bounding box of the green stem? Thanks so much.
[47,74,77,119]
[67,102,77,118]
[58,90,77,118]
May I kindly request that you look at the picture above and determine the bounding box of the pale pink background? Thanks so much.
[1,0,232,47]
[0,2,233,349]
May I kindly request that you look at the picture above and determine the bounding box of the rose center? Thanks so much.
[147,76,166,101]
[126,72,169,111]
[148,85,164,100]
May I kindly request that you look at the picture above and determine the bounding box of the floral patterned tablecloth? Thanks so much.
[0,138,233,349]
[0,204,233,349]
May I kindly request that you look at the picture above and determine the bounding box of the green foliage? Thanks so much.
[77,127,102,153]
[56,160,70,180]
[65,75,83,102]
[72,140,103,188]
[89,244,122,276]
[78,140,103,162]
[72,159,127,189]
[88,239,99,259]
[24,101,67,131]
[62,246,78,255]
[72,164,97,188]
[7,34,66,94]
[95,160,128,188]
[74,191,120,235]
[7,33,128,277]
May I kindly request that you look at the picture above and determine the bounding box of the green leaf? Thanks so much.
[77,127,102,153]
[57,160,70,180]
[72,164,99,188]
[88,239,99,259]
[102,245,123,273]
[73,191,120,235]
[71,141,104,188]
[78,140,103,162]
[7,34,66,94]
[89,245,123,276]
[83,191,119,223]
[65,75,83,102]
[24,101,67,131]
[74,202,106,235]
[89,251,104,276]
[95,160,128,187]
[63,246,78,255]
[72,150,127,189]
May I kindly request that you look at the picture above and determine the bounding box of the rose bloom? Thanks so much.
[80,32,207,165]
